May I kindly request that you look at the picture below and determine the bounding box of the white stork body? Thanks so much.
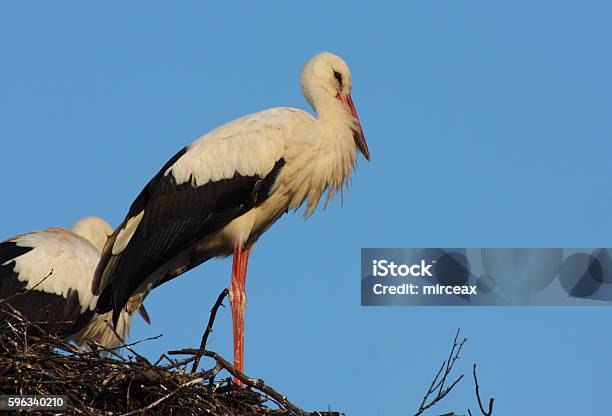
[0,217,143,349]
[93,52,370,374]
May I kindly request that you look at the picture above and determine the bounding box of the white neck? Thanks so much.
[283,86,358,216]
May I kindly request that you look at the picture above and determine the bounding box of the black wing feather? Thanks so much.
[92,146,189,297]
[0,241,33,263]
[0,242,94,335]
[94,151,285,325]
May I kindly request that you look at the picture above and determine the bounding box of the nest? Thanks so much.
[0,292,344,416]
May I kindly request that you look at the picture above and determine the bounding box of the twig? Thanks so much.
[191,288,229,373]
[0,303,54,344]
[161,353,201,371]
[154,353,175,367]
[415,329,467,416]
[117,377,204,416]
[200,362,223,382]
[204,350,306,416]
[170,348,306,416]
[471,364,494,416]
[0,269,54,306]
[0,283,328,415]
[102,320,159,364]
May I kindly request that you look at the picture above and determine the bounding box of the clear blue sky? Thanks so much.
[2,2,612,414]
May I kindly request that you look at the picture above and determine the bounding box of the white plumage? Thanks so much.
[93,51,370,375]
[8,229,100,313]
[0,217,145,349]
[168,108,292,186]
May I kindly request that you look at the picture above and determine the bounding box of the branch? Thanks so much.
[117,377,204,416]
[414,329,467,416]
[470,364,494,416]
[169,348,306,416]
[0,269,54,306]
[101,321,159,364]
[191,288,229,373]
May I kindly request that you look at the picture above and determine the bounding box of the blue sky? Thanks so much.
[2,1,612,414]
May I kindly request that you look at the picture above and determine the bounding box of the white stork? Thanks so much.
[93,51,370,374]
[0,217,148,349]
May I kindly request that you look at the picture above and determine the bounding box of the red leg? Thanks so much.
[229,242,250,385]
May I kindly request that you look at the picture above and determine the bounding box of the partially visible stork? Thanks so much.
[0,217,148,349]
[93,51,370,375]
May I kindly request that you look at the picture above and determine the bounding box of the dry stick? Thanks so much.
[415,329,468,416]
[472,364,494,416]
[102,321,160,364]
[161,352,201,371]
[198,362,223,383]
[0,269,54,306]
[203,350,306,416]
[436,329,467,395]
[63,333,162,363]
[116,377,205,416]
[82,331,163,361]
[169,348,306,416]
[2,286,307,415]
[107,333,163,351]
[0,303,64,354]
[154,353,176,367]
[418,361,445,412]
[191,288,229,373]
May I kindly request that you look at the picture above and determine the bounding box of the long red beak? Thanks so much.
[337,93,371,161]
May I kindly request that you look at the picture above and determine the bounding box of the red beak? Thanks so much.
[337,93,371,161]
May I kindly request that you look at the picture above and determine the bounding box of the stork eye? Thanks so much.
[333,70,343,88]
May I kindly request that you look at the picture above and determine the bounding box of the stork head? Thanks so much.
[301,52,370,161]
[72,216,113,251]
